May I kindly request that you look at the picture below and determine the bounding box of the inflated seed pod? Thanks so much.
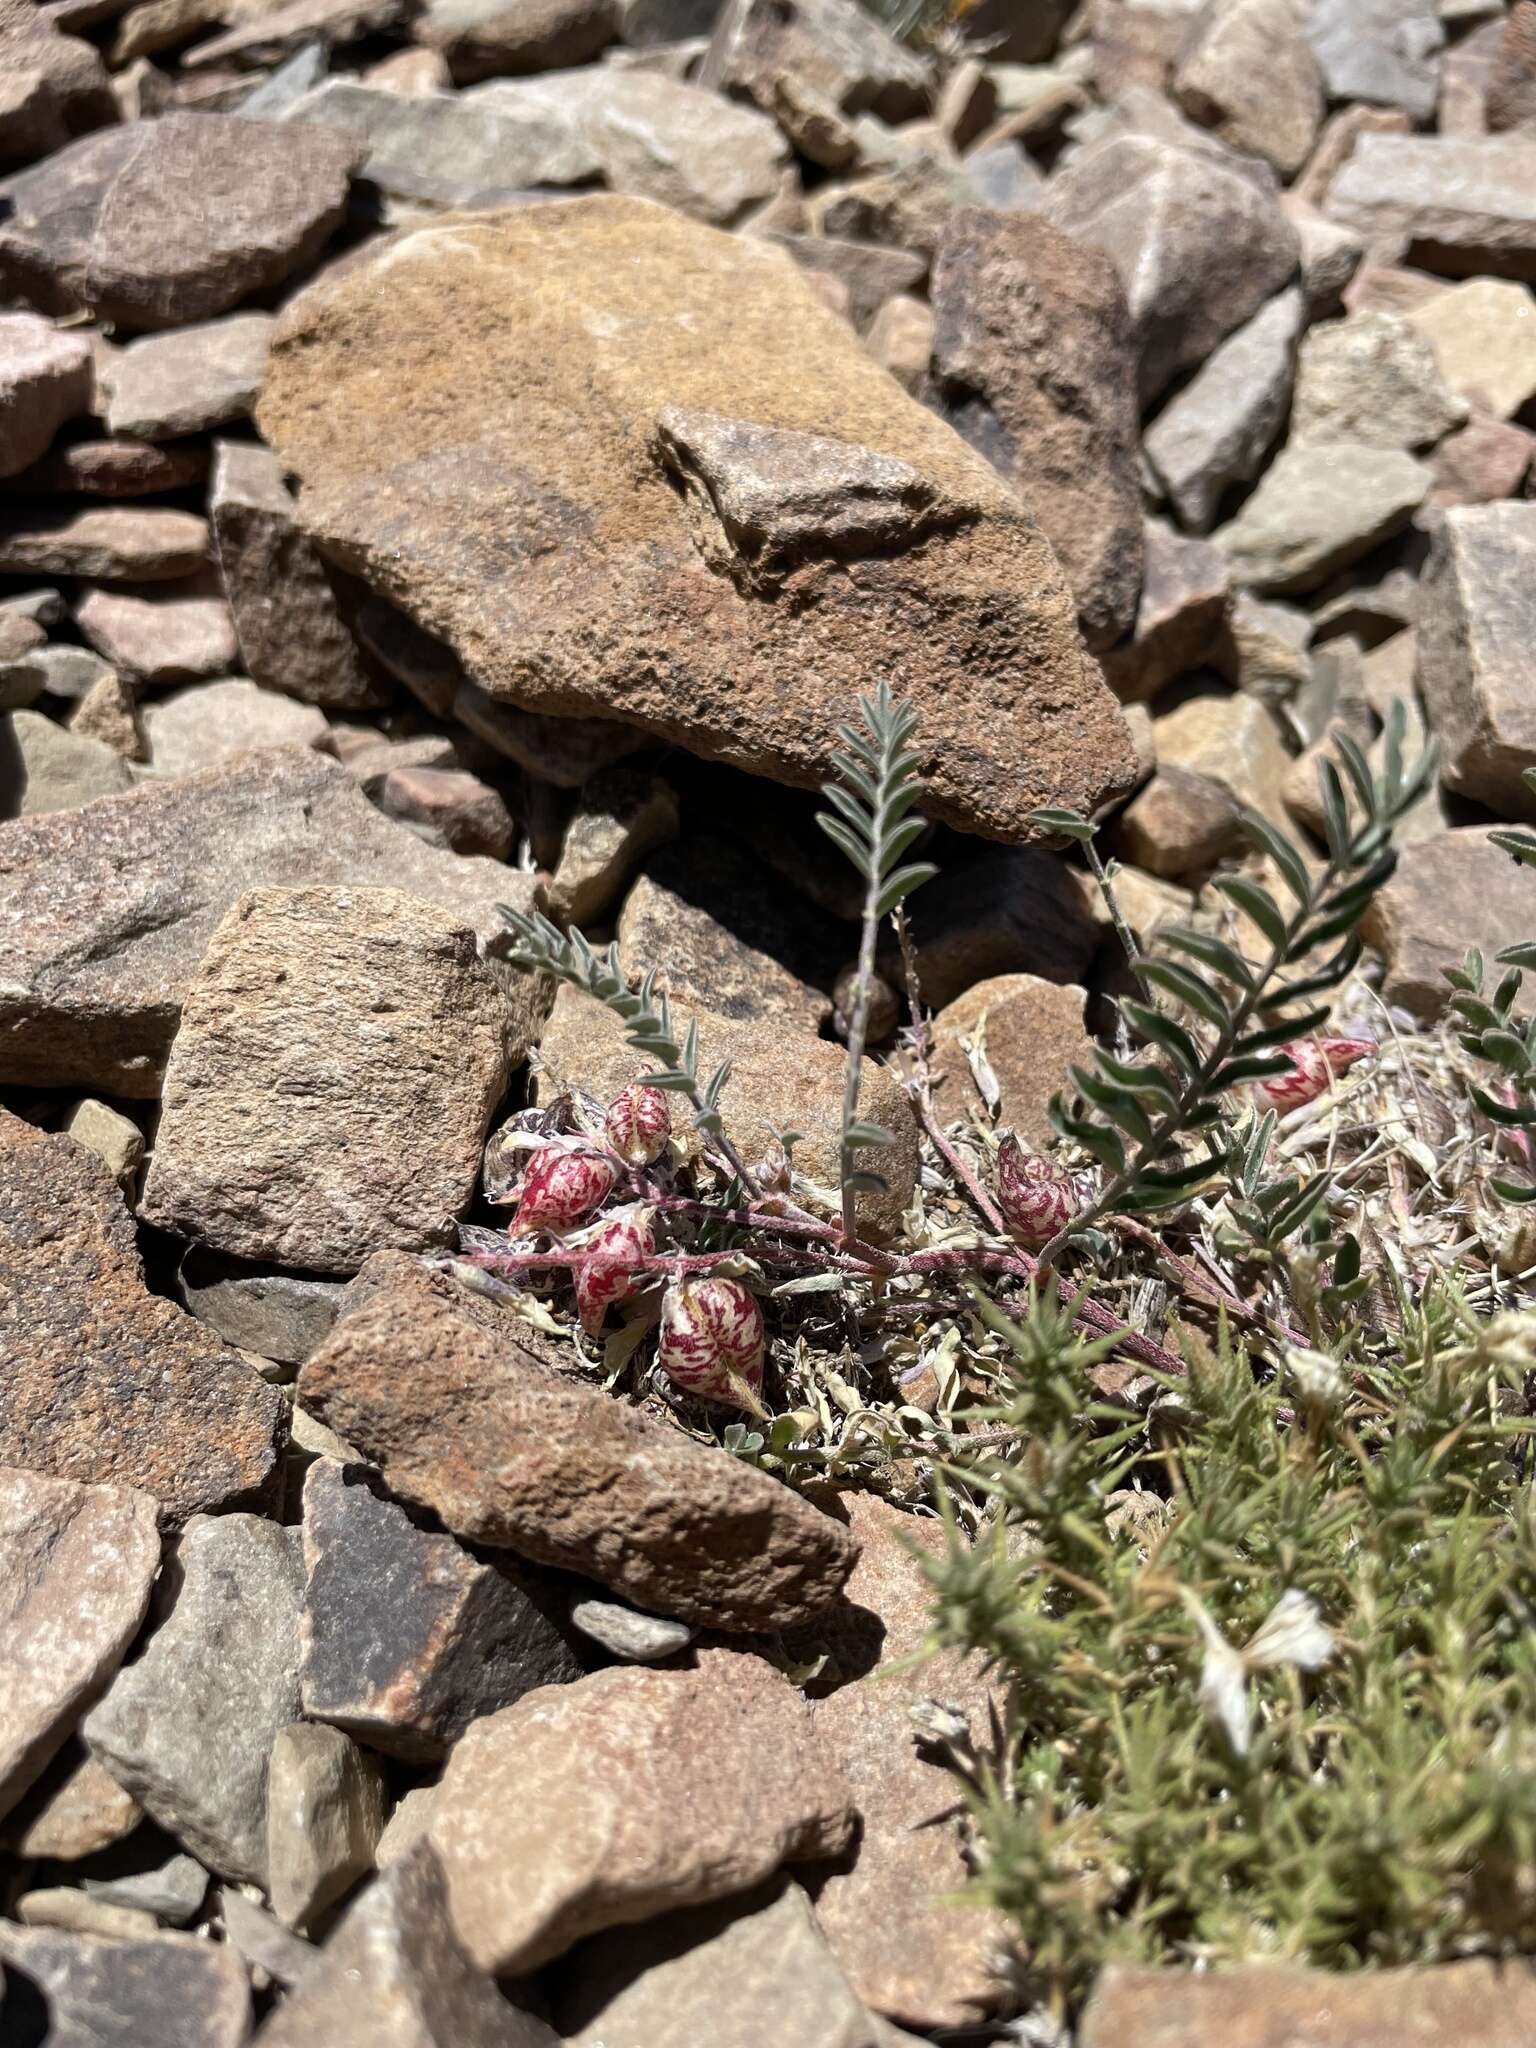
[604,1083,672,1167]
[995,1132,1081,1245]
[656,1274,765,1411]
[513,1142,617,1235]
[574,1204,655,1336]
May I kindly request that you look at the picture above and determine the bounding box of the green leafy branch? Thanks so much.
[1031,703,1437,1273]
[817,682,937,1240]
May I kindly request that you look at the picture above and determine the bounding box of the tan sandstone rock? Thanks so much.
[256,196,1137,843]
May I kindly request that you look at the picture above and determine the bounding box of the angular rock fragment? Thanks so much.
[1404,277,1536,421]
[300,1458,582,1762]
[7,434,210,498]
[419,0,617,83]
[0,748,536,1095]
[1214,443,1430,594]
[1416,502,1536,816]
[75,575,239,687]
[0,1926,251,2048]
[616,832,843,1031]
[1428,413,1536,510]
[472,70,788,225]
[1488,1,1536,135]
[0,504,208,581]
[371,765,514,860]
[1115,762,1244,878]
[1361,827,1536,1020]
[281,77,600,202]
[3,1748,143,1862]
[180,1248,344,1367]
[1045,133,1299,405]
[299,1254,859,1631]
[81,1854,209,1927]
[555,1879,895,2048]
[534,984,918,1237]
[145,676,331,779]
[1328,135,1536,283]
[1099,521,1232,701]
[0,0,115,172]
[765,230,927,331]
[61,1098,144,1187]
[0,311,93,476]
[102,313,273,441]
[1173,0,1323,178]
[1305,0,1444,124]
[5,708,135,815]
[865,292,932,394]
[0,1111,286,1522]
[212,440,387,710]
[1080,1959,1536,2048]
[84,1514,304,1884]
[1144,288,1305,533]
[140,885,526,1273]
[67,666,147,762]
[256,197,1136,842]
[568,1596,693,1664]
[0,114,364,329]
[808,149,982,266]
[253,1843,559,2047]
[927,208,1142,651]
[1291,309,1466,452]
[876,844,1098,1008]
[0,1466,160,1821]
[15,1885,158,1940]
[266,1720,387,1932]
[429,1652,855,1973]
[543,765,678,927]
[706,0,927,169]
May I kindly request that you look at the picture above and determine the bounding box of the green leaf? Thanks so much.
[1242,812,1312,905]
[1122,1001,1203,1077]
[1469,1083,1536,1127]
[1212,1053,1294,1089]
[845,1120,899,1147]
[1135,959,1232,1031]
[1161,926,1258,990]
[817,812,873,878]
[876,861,938,917]
[1027,806,1097,842]
[1212,875,1288,950]
[1490,1177,1536,1205]
[1497,944,1536,972]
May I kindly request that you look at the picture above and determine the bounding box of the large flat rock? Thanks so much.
[0,745,537,1096]
[0,1111,285,1525]
[256,196,1137,843]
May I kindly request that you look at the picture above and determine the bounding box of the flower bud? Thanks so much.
[657,1274,765,1411]
[604,1083,672,1167]
[574,1204,654,1336]
[513,1142,617,1235]
[996,1134,1080,1245]
[1254,1036,1375,1112]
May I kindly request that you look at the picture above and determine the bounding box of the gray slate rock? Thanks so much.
[1306,0,1444,124]
[706,0,927,169]
[81,1854,209,1926]
[145,675,331,780]
[1214,442,1431,594]
[569,1596,694,1662]
[211,439,387,710]
[84,1514,305,1885]
[300,1458,583,1763]
[1417,501,1536,817]
[1290,308,1466,451]
[1046,131,1299,406]
[180,1247,345,1368]
[0,1925,251,2048]
[102,314,273,440]
[1328,135,1536,282]
[280,78,601,203]
[3,707,135,815]
[0,746,537,1096]
[419,0,618,84]
[253,1843,558,2046]
[266,1720,387,1932]
[1144,286,1306,533]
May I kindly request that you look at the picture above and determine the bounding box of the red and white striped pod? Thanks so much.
[1252,1036,1375,1113]
[603,1083,672,1167]
[657,1274,765,1410]
[512,1143,617,1235]
[996,1133,1081,1245]
[574,1205,655,1337]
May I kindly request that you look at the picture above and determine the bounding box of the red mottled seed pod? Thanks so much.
[657,1275,765,1411]
[513,1143,617,1235]
[996,1133,1081,1245]
[574,1205,654,1337]
[1252,1036,1375,1113]
[604,1083,672,1167]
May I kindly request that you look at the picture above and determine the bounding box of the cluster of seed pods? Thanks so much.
[1252,1036,1376,1113]
[510,1081,764,1409]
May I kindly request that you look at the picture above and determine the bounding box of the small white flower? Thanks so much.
[1189,1588,1336,1757]
[1286,1345,1347,1411]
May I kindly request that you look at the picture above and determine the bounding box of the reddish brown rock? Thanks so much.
[1099,522,1232,704]
[300,1458,582,1763]
[256,197,1138,843]
[140,886,529,1273]
[371,765,514,860]
[420,0,617,83]
[75,573,239,686]
[928,209,1143,653]
[1079,1959,1536,2048]
[299,1254,860,1632]
[0,0,115,172]
[706,0,927,170]
[0,504,208,581]
[0,312,93,476]
[428,1651,855,1973]
[0,1465,161,1821]
[1488,1,1536,134]
[0,748,537,1096]
[3,435,209,498]
[2,1748,143,1862]
[0,1111,285,1523]
[0,114,363,329]
[1362,827,1536,1021]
